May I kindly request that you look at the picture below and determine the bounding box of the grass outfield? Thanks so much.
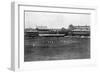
[24,36,90,61]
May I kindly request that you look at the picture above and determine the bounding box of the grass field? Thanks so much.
[24,36,90,62]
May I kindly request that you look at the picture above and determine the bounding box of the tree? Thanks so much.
[68,24,74,30]
[61,27,66,31]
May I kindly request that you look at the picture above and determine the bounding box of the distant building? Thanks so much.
[24,28,38,32]
[68,24,90,31]
[36,26,47,29]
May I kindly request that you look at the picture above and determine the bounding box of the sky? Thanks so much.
[25,11,90,29]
